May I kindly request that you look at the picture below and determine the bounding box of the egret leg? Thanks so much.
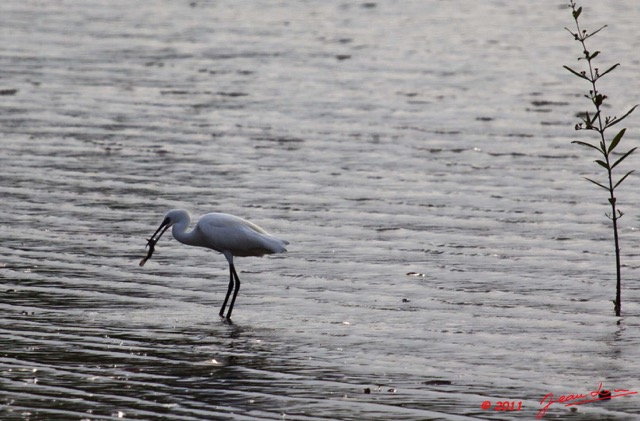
[219,265,235,318]
[225,264,241,321]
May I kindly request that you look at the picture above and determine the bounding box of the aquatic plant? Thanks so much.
[564,1,637,317]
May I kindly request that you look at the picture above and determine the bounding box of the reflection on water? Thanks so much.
[2,0,640,419]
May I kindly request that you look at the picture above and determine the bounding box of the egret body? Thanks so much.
[141,209,288,321]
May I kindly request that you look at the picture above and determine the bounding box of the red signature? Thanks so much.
[537,383,637,418]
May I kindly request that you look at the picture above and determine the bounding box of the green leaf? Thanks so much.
[589,51,600,60]
[606,104,639,128]
[614,170,635,189]
[563,65,590,81]
[572,140,603,153]
[595,159,609,169]
[608,128,626,153]
[584,177,609,191]
[611,147,637,169]
[600,140,607,153]
[573,6,582,20]
[597,63,620,79]
[589,24,608,38]
[564,27,579,40]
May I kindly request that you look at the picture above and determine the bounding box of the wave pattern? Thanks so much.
[2,0,640,419]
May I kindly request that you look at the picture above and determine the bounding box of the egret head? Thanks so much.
[163,209,190,226]
[152,210,190,241]
[139,209,189,266]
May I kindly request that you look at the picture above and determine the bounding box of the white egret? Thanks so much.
[140,209,288,321]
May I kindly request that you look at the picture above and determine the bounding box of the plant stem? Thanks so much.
[567,0,631,317]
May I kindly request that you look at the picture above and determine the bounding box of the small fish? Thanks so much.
[139,237,157,267]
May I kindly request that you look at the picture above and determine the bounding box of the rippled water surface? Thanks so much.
[2,1,640,420]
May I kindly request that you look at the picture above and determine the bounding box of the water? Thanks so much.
[2,1,640,419]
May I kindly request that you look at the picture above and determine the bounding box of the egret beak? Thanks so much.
[148,217,171,246]
[139,217,171,267]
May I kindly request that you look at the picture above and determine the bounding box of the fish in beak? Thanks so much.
[139,217,171,267]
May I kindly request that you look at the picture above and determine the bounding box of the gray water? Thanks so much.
[2,1,640,420]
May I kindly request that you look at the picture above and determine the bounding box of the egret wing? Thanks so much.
[197,213,287,257]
